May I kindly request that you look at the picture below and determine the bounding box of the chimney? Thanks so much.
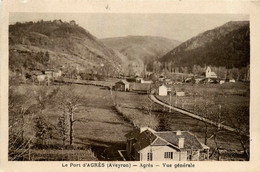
[178,137,184,149]
[176,130,181,135]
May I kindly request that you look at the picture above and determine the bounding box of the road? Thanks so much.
[149,93,237,133]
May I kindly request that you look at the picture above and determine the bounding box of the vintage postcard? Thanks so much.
[1,0,260,171]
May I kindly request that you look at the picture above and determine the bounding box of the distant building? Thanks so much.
[135,77,143,83]
[45,69,54,78]
[36,74,46,82]
[131,83,151,94]
[159,75,165,82]
[165,78,172,85]
[44,69,62,79]
[159,85,167,96]
[115,80,130,91]
[220,80,225,84]
[229,79,236,83]
[205,67,217,79]
[176,91,185,97]
[53,69,62,78]
[125,127,209,161]
[69,20,76,26]
[195,78,204,84]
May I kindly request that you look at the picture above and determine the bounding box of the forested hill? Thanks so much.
[9,20,123,76]
[160,21,250,69]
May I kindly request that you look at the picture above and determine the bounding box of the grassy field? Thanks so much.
[12,80,249,160]
[13,84,133,160]
[156,82,249,127]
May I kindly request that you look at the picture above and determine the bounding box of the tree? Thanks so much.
[194,93,215,146]
[57,109,69,147]
[8,87,35,160]
[56,87,86,145]
[34,116,53,146]
[226,106,249,160]
[209,105,223,160]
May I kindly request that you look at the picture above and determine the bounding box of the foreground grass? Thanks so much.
[12,81,249,160]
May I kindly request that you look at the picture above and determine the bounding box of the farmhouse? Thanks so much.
[141,79,153,84]
[44,69,62,79]
[53,69,62,78]
[229,79,236,83]
[159,85,167,96]
[176,91,185,97]
[220,80,225,84]
[130,83,151,94]
[115,80,130,91]
[205,66,217,79]
[36,74,46,82]
[125,127,209,161]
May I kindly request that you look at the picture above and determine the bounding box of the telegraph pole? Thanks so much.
[169,92,172,112]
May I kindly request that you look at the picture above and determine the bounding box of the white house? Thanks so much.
[229,79,236,83]
[125,127,209,161]
[36,74,46,82]
[206,67,217,79]
[159,85,167,96]
[141,79,153,84]
[220,80,225,84]
[176,91,185,97]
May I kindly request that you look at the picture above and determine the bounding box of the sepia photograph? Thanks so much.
[8,12,250,162]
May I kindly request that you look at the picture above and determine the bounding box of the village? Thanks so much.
[7,16,250,162]
[16,64,249,161]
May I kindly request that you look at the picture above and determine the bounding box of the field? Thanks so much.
[156,82,249,127]
[11,80,249,160]
[11,84,133,160]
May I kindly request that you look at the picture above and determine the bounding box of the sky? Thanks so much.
[9,13,249,42]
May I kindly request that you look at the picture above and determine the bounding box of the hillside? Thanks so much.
[101,36,181,73]
[9,20,123,76]
[160,21,250,69]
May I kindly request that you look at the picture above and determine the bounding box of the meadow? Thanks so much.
[11,81,249,160]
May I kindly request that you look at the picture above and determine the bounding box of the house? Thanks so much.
[115,80,130,91]
[205,67,217,79]
[141,79,153,84]
[36,74,46,82]
[166,85,172,94]
[159,75,165,82]
[206,78,219,84]
[176,91,185,97]
[229,79,236,83]
[220,80,225,84]
[44,69,62,79]
[53,69,62,78]
[130,83,151,94]
[125,127,209,161]
[159,85,167,96]
[165,79,172,85]
[69,20,76,26]
[45,69,54,78]
[135,77,143,83]
[195,78,203,84]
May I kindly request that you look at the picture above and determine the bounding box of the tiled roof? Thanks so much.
[152,137,169,146]
[131,83,151,91]
[125,128,204,152]
[155,131,203,150]
[116,80,129,85]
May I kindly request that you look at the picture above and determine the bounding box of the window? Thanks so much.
[147,152,153,161]
[164,152,173,159]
